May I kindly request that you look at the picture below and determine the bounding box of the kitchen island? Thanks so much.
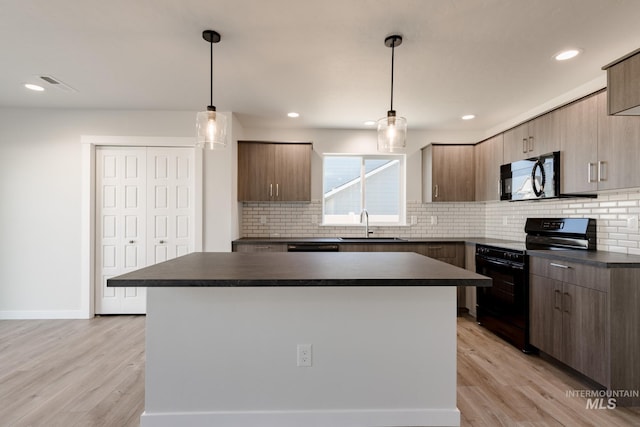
[109,252,491,427]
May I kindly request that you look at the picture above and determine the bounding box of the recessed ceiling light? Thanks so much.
[462,114,475,120]
[364,120,376,126]
[554,49,581,61]
[287,112,300,118]
[24,83,44,92]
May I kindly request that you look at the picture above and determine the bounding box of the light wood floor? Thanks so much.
[1,315,638,427]
[0,315,144,427]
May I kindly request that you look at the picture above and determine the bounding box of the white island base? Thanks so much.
[140,285,460,427]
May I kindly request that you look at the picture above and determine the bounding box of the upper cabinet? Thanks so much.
[474,134,504,201]
[237,141,312,202]
[503,111,560,163]
[560,92,599,194]
[602,48,640,115]
[597,91,640,191]
[422,144,475,202]
[502,122,528,163]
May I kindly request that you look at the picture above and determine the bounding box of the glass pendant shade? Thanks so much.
[377,111,407,152]
[377,34,407,153]
[197,30,227,150]
[196,107,227,149]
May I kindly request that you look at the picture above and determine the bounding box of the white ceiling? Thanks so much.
[2,0,640,134]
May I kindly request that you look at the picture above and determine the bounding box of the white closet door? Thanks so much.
[95,147,148,314]
[95,146,195,315]
[147,148,195,264]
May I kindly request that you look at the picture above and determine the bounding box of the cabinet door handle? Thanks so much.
[522,138,528,153]
[270,183,273,197]
[528,136,534,152]
[434,184,439,198]
[553,289,561,310]
[587,163,595,183]
[276,183,279,197]
[563,292,571,313]
[598,161,606,182]
[550,262,570,269]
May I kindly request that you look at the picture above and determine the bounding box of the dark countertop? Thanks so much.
[107,252,492,288]
[233,237,640,268]
[526,249,640,268]
[232,237,516,245]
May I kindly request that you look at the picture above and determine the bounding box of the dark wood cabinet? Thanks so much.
[340,242,466,311]
[529,274,564,360]
[559,92,600,194]
[474,134,503,201]
[529,268,608,387]
[422,144,475,202]
[420,243,465,268]
[597,92,640,191]
[603,48,640,115]
[463,243,477,316]
[339,242,464,268]
[237,141,312,202]
[503,112,560,163]
[503,123,528,163]
[529,255,640,405]
[232,243,287,252]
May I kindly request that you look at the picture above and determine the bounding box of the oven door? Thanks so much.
[476,255,530,351]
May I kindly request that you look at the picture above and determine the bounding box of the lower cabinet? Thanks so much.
[340,242,466,311]
[529,273,608,386]
[529,256,640,405]
[338,242,464,267]
[464,243,476,316]
[232,243,287,252]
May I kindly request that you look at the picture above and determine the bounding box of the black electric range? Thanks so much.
[476,218,596,352]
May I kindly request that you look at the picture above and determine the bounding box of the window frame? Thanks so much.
[321,153,406,226]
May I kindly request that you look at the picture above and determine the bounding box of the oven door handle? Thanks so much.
[477,257,525,270]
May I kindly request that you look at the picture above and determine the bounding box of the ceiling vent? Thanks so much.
[37,75,78,92]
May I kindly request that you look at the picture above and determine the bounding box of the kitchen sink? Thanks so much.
[338,237,407,242]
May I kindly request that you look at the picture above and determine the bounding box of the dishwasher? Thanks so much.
[287,243,340,252]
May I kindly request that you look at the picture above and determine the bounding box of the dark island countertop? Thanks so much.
[107,252,492,288]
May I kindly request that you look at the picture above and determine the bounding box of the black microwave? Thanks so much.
[500,151,560,201]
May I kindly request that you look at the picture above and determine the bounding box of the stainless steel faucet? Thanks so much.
[360,209,372,238]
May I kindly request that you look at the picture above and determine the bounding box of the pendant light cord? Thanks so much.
[390,39,395,111]
[209,40,213,107]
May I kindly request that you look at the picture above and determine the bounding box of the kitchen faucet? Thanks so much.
[360,209,373,238]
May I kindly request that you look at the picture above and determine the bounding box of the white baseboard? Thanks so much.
[0,310,90,320]
[140,408,461,427]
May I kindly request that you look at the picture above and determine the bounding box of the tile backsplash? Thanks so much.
[241,188,640,254]
[484,189,640,254]
[241,201,484,239]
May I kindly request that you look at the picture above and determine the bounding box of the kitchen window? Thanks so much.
[322,154,406,225]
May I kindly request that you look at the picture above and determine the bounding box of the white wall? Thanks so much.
[0,108,241,318]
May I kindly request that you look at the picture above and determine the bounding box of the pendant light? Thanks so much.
[196,30,227,150]
[377,34,407,153]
